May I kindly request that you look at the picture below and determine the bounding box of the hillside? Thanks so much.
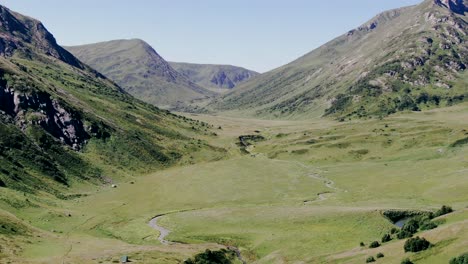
[65,39,215,109]
[208,0,468,119]
[0,6,222,195]
[169,62,259,92]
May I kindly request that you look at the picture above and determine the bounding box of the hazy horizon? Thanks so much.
[0,0,422,72]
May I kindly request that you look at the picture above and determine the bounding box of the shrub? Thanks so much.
[402,219,419,234]
[381,233,392,243]
[366,256,376,263]
[376,252,384,258]
[360,242,365,247]
[390,227,398,234]
[397,230,413,239]
[420,221,438,231]
[435,205,453,217]
[369,241,380,248]
[449,252,468,264]
[401,258,414,264]
[404,237,431,252]
[184,249,235,264]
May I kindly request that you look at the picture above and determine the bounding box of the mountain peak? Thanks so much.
[0,4,83,68]
[434,0,467,14]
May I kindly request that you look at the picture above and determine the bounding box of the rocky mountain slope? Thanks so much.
[208,0,467,119]
[65,39,215,109]
[169,62,259,92]
[0,5,221,195]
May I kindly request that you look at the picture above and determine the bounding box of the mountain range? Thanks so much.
[65,40,258,109]
[206,0,467,119]
[0,6,221,194]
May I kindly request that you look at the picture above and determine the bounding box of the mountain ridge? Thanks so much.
[207,0,467,119]
[0,6,222,194]
[169,61,259,91]
[65,39,215,109]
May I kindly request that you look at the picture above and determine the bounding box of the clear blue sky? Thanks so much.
[1,0,422,72]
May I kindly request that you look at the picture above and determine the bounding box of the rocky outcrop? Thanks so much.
[435,0,467,14]
[0,86,90,150]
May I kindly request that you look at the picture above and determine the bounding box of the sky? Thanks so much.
[1,0,422,73]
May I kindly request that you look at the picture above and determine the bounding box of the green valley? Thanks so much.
[0,0,467,264]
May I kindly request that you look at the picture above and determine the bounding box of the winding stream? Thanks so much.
[148,214,246,263]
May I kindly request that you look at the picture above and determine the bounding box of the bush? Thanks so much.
[449,252,468,264]
[360,242,365,247]
[420,221,438,231]
[381,233,392,243]
[390,227,398,234]
[402,219,419,234]
[376,253,384,258]
[435,205,453,217]
[404,237,431,252]
[366,256,376,263]
[397,230,413,239]
[369,241,380,248]
[401,258,414,264]
[184,249,235,264]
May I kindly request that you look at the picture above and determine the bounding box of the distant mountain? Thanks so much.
[0,5,220,194]
[65,39,215,109]
[169,62,259,92]
[208,0,467,119]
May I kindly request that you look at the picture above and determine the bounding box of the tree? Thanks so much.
[381,233,392,243]
[404,237,431,252]
[435,205,453,217]
[183,249,235,264]
[449,252,468,264]
[401,258,414,264]
[402,219,419,234]
[369,241,380,248]
[376,253,384,258]
[366,256,376,263]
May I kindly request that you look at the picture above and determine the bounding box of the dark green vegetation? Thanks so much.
[183,249,236,264]
[401,258,414,264]
[369,241,381,248]
[169,62,259,91]
[366,256,376,263]
[376,252,385,258]
[404,237,432,252]
[207,0,467,119]
[0,6,223,195]
[450,253,468,264]
[65,39,215,109]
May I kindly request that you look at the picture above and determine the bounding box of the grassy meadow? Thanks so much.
[0,103,467,263]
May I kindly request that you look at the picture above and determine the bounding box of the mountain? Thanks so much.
[65,39,215,109]
[169,62,259,92]
[0,6,222,195]
[208,0,467,119]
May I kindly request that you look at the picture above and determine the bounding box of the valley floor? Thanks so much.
[1,104,468,263]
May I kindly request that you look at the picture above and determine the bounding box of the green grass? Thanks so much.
[1,104,467,263]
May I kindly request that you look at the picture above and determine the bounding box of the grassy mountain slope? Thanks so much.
[169,62,259,92]
[65,39,215,109]
[208,0,467,119]
[0,5,223,196]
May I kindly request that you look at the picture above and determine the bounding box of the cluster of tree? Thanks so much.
[386,206,453,241]
[404,237,431,252]
[450,253,468,264]
[365,253,385,263]
[183,249,236,264]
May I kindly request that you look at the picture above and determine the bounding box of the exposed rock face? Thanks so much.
[0,86,90,150]
[0,5,83,68]
[169,62,259,90]
[435,0,467,14]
